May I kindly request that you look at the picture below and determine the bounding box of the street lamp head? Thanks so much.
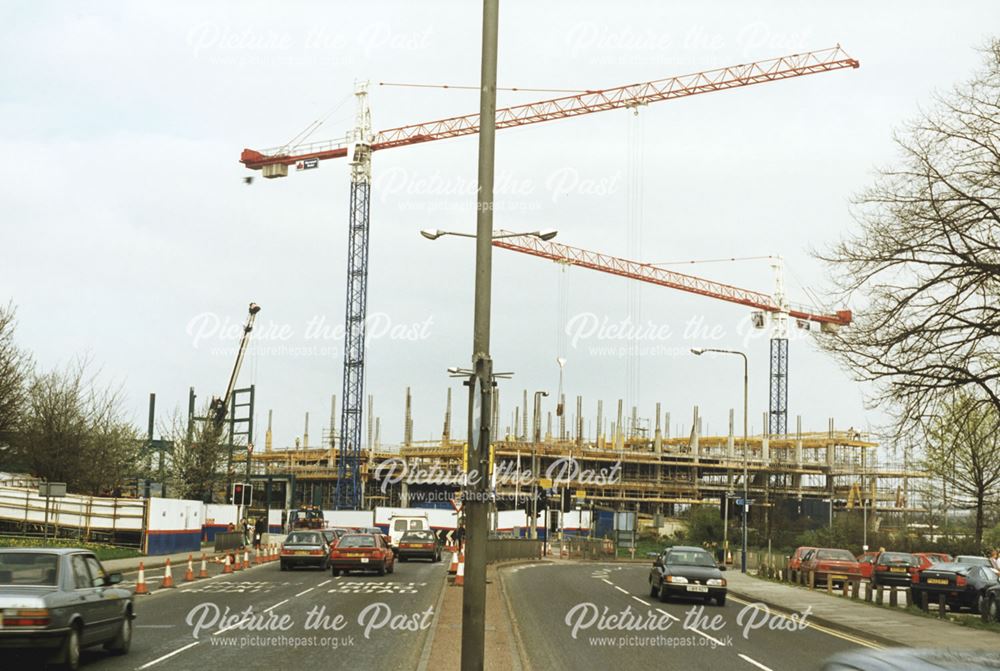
[420,229,443,240]
[536,229,558,241]
[556,357,567,368]
[447,366,461,374]
[690,348,705,356]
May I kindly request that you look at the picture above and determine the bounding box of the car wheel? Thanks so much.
[657,582,669,603]
[989,596,999,622]
[59,625,81,671]
[649,579,659,598]
[377,561,387,576]
[388,559,395,575]
[280,561,288,571]
[331,568,340,577]
[400,556,409,562]
[105,611,132,654]
[716,595,726,607]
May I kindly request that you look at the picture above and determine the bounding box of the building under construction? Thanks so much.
[238,391,925,528]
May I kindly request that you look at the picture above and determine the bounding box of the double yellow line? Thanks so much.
[726,594,883,649]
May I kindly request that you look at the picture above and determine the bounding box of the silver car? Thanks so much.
[0,547,134,670]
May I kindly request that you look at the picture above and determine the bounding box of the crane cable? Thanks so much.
[277,92,354,156]
[378,82,595,94]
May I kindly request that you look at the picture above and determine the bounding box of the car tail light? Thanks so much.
[956,576,967,587]
[2,609,50,627]
[309,549,325,555]
[330,549,341,558]
[280,546,292,555]
[372,550,383,559]
[911,571,920,584]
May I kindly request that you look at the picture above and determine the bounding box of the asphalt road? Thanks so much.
[502,562,882,671]
[38,556,447,671]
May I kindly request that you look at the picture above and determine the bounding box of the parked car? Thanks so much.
[856,551,878,580]
[799,548,862,587]
[953,555,1000,577]
[279,531,331,571]
[0,548,134,671]
[870,551,917,587]
[980,582,1000,621]
[360,527,393,551]
[329,533,395,576]
[396,530,442,562]
[823,648,1000,670]
[648,545,727,606]
[911,562,999,612]
[912,552,952,574]
[788,546,816,573]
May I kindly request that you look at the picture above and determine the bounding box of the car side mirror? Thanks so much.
[653,557,662,567]
[106,572,123,585]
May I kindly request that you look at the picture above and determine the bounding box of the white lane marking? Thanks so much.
[688,627,725,646]
[264,599,289,613]
[655,608,680,622]
[614,586,629,594]
[295,587,314,597]
[136,641,199,669]
[726,594,881,649]
[738,653,774,671]
[318,579,331,587]
[601,579,614,585]
[135,625,174,629]
[631,596,650,606]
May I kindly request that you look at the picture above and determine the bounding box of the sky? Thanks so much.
[1,1,997,453]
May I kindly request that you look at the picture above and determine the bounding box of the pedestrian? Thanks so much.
[454,525,466,551]
[254,516,265,549]
[241,518,250,546]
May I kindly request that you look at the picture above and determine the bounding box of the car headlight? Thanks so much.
[707,578,726,587]
[665,575,688,584]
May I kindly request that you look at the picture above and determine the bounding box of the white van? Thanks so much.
[388,513,431,552]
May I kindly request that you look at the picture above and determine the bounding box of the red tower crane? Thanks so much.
[490,233,853,430]
[240,46,859,506]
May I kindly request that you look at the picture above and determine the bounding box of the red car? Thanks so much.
[800,548,862,587]
[788,546,816,573]
[329,533,395,576]
[913,552,952,576]
[856,551,878,580]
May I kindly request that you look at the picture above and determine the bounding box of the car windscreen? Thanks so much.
[955,556,990,567]
[879,553,913,564]
[817,549,855,561]
[338,535,376,548]
[286,533,322,545]
[0,553,59,586]
[401,531,435,541]
[666,550,715,567]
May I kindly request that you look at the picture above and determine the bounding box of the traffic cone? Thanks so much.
[455,554,465,587]
[198,553,209,578]
[231,550,242,571]
[243,549,250,570]
[134,562,149,595]
[448,552,458,575]
[268,543,275,561]
[223,553,233,574]
[160,559,176,588]
[184,554,195,582]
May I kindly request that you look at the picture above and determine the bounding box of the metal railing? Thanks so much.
[486,538,543,563]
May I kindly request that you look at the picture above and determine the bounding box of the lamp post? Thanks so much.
[531,391,548,540]
[692,347,748,573]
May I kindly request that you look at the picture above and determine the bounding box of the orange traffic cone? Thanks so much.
[160,559,176,588]
[135,562,149,595]
[448,552,458,575]
[454,554,465,587]
[223,553,233,574]
[255,547,262,565]
[184,554,195,582]
[198,553,209,579]
[242,549,250,570]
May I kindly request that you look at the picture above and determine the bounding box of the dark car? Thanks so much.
[870,551,917,587]
[823,648,1000,670]
[648,546,727,606]
[396,530,441,562]
[911,562,999,612]
[330,533,395,576]
[0,548,134,671]
[980,582,1000,621]
[954,555,1000,577]
[279,531,331,571]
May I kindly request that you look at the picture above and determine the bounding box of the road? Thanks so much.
[502,562,881,671]
[32,556,447,671]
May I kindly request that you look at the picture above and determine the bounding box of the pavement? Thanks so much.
[725,570,1000,651]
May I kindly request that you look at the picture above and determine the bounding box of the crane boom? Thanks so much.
[240,46,858,171]
[491,233,851,327]
[210,302,262,427]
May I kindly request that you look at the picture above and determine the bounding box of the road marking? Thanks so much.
[726,594,882,649]
[738,654,774,671]
[136,641,199,669]
[655,608,680,622]
[614,586,629,594]
[631,596,650,606]
[264,599,289,613]
[601,579,614,585]
[136,624,174,629]
[318,579,331,587]
[295,587,314,597]
[687,627,725,646]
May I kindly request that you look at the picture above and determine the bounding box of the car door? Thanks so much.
[69,553,106,645]
[83,554,123,639]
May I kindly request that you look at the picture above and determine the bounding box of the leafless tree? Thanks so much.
[819,41,1000,427]
[163,407,227,502]
[0,302,31,452]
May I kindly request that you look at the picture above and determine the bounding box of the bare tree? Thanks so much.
[922,391,1000,546]
[164,408,227,502]
[0,302,31,452]
[820,42,1000,424]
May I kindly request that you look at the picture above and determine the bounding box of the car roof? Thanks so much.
[0,547,85,555]
[666,546,709,553]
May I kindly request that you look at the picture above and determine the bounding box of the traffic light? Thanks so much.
[231,483,253,506]
[560,488,572,513]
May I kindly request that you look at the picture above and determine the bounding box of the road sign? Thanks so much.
[575,489,586,499]
[735,498,754,506]
[38,483,67,498]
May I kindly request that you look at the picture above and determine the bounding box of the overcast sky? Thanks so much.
[2,2,996,454]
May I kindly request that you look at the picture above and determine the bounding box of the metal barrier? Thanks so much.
[214,532,246,552]
[486,539,543,563]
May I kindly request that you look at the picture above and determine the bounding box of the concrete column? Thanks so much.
[303,412,309,449]
[654,402,662,454]
[795,415,803,466]
[827,417,835,466]
[630,405,638,439]
[665,412,670,439]
[546,412,552,443]
[443,388,452,444]
[615,399,624,450]
[559,394,566,441]
[761,411,770,464]
[596,400,604,449]
[576,396,583,447]
[690,405,700,459]
[367,395,374,451]
[727,408,735,459]
[522,389,528,441]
